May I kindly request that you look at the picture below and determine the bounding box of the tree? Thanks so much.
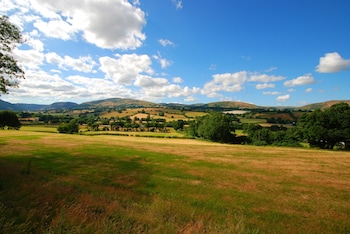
[197,112,235,143]
[172,119,185,131]
[57,119,79,134]
[0,15,25,94]
[298,103,350,149]
[0,110,21,129]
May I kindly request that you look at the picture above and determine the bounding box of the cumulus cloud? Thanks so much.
[256,83,275,90]
[172,77,183,83]
[45,52,97,73]
[202,71,286,98]
[153,52,173,68]
[13,46,45,70]
[34,19,77,40]
[284,74,315,87]
[18,0,146,49]
[159,39,175,47]
[202,71,247,97]
[276,94,290,102]
[143,85,199,100]
[99,54,153,84]
[8,70,79,101]
[316,52,350,73]
[134,76,169,88]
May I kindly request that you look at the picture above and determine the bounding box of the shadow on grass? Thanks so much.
[0,150,156,233]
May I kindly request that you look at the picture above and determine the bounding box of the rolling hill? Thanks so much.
[78,98,158,109]
[0,99,78,111]
[299,100,350,110]
[1,98,349,112]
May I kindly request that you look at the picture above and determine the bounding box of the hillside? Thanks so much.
[0,99,77,111]
[299,100,350,110]
[206,101,257,109]
[1,98,350,112]
[78,98,159,109]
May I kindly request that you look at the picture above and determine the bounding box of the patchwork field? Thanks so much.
[0,129,350,233]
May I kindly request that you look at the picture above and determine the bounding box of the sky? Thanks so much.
[1,0,350,106]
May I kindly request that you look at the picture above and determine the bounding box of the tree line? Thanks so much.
[1,103,349,150]
[185,103,350,150]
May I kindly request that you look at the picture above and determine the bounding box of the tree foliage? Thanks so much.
[298,103,350,149]
[0,110,21,129]
[243,123,302,147]
[57,119,79,134]
[189,112,236,143]
[0,15,25,94]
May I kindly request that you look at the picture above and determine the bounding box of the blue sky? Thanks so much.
[1,0,350,106]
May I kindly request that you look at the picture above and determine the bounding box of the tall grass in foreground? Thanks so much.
[0,130,350,233]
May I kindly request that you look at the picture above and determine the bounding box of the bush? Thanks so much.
[57,120,79,134]
[0,111,21,130]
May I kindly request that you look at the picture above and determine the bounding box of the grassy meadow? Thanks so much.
[1,129,350,233]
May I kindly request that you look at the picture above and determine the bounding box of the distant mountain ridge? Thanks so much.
[1,98,349,111]
[78,98,158,109]
[0,99,78,111]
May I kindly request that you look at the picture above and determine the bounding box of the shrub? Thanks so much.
[57,120,79,134]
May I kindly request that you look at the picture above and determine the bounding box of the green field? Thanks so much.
[1,129,350,233]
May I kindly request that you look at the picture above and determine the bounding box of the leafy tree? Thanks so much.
[197,112,235,143]
[243,123,302,147]
[57,119,79,134]
[0,110,21,129]
[0,15,25,94]
[298,103,350,149]
[172,119,185,131]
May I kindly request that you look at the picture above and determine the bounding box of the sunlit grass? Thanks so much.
[240,118,267,124]
[1,129,349,233]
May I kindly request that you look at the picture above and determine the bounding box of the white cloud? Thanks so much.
[134,75,169,88]
[256,83,275,90]
[132,0,140,5]
[66,75,134,99]
[99,54,153,84]
[249,73,285,82]
[153,52,173,69]
[143,85,199,99]
[34,19,77,40]
[305,88,313,93]
[26,38,44,52]
[209,64,217,71]
[213,71,248,85]
[265,66,277,72]
[172,0,183,9]
[159,39,175,47]
[45,52,97,73]
[8,69,138,103]
[172,77,183,83]
[263,91,280,95]
[284,74,315,87]
[276,94,290,102]
[19,0,147,49]
[13,47,44,70]
[184,96,197,102]
[202,71,247,97]
[316,52,350,73]
[8,70,78,101]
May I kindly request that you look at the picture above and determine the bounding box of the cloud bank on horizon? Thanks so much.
[1,0,350,106]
